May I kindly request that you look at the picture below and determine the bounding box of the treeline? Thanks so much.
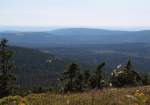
[58,59,150,92]
[0,39,150,98]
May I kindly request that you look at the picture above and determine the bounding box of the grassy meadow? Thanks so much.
[0,86,150,105]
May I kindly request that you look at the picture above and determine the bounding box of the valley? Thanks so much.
[1,28,150,89]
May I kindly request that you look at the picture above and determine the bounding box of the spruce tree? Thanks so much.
[0,39,16,98]
[89,62,106,89]
[59,63,80,92]
[126,58,132,71]
[83,70,91,89]
[126,59,142,86]
[74,71,84,91]
[95,62,106,89]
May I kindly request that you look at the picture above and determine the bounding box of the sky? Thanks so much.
[0,0,150,27]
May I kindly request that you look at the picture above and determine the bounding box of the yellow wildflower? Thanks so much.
[19,101,26,105]
[18,97,26,105]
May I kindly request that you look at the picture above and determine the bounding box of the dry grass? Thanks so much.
[1,86,150,105]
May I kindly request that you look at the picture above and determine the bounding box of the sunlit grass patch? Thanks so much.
[1,86,150,105]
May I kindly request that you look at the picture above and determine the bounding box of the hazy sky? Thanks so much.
[0,0,150,26]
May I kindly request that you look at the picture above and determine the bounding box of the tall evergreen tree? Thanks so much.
[126,58,132,71]
[89,73,97,89]
[126,59,142,85]
[83,70,91,89]
[95,62,106,89]
[59,63,80,92]
[89,62,106,89]
[0,39,16,98]
[74,71,84,91]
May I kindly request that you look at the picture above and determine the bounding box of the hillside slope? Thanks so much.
[42,43,150,73]
[9,46,66,89]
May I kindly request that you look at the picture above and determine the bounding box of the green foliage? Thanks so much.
[111,59,142,87]
[83,70,91,89]
[126,58,132,70]
[59,62,107,92]
[74,72,84,91]
[89,73,97,89]
[140,73,150,85]
[10,46,66,90]
[95,62,106,89]
[88,62,106,89]
[0,96,20,105]
[0,39,16,98]
[59,63,80,92]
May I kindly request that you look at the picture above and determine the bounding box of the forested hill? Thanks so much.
[8,43,150,90]
[1,28,150,89]
[8,46,66,89]
[1,28,150,48]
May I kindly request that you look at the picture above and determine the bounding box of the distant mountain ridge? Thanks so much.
[50,28,129,35]
[0,28,150,48]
